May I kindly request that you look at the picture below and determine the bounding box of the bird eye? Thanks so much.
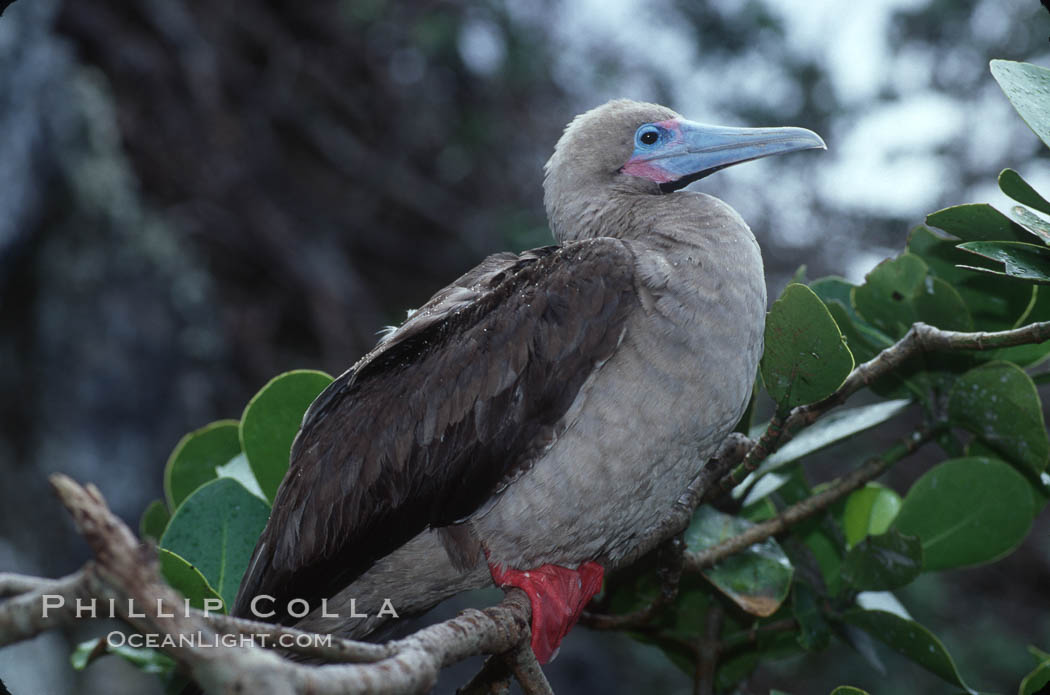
[637,126,660,146]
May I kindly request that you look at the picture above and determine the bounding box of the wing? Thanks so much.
[233,237,638,622]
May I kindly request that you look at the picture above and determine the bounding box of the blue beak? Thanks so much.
[624,118,826,192]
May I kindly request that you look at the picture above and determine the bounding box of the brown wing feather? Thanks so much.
[233,238,637,622]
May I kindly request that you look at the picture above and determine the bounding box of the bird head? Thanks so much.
[543,99,825,241]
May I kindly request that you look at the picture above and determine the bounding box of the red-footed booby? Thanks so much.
[233,100,825,664]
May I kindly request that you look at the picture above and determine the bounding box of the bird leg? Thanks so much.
[488,560,604,664]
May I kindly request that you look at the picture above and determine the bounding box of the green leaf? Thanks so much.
[893,457,1035,570]
[991,286,1050,367]
[810,276,857,316]
[1020,660,1050,695]
[159,478,270,608]
[842,609,976,693]
[842,483,903,547]
[71,638,175,674]
[852,253,926,337]
[991,59,1050,150]
[908,226,1035,332]
[913,276,972,331]
[830,688,870,695]
[957,241,1050,284]
[158,547,226,611]
[241,370,334,504]
[761,284,855,408]
[792,582,830,651]
[1010,206,1050,246]
[164,420,242,510]
[139,499,170,542]
[927,203,1029,244]
[948,362,1049,475]
[841,530,922,591]
[685,507,794,617]
[1000,169,1050,217]
[216,452,266,502]
[751,400,912,481]
[801,523,844,598]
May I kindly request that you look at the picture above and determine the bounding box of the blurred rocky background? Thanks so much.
[0,0,1048,693]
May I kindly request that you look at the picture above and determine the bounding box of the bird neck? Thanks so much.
[547,186,752,258]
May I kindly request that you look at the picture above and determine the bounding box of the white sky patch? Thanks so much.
[546,0,698,105]
[764,0,931,104]
[818,94,966,215]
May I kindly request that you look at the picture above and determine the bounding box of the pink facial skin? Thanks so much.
[620,118,682,183]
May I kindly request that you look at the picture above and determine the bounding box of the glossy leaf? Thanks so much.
[216,452,266,501]
[842,609,976,693]
[685,507,794,617]
[801,523,844,598]
[852,253,926,337]
[159,478,270,608]
[1000,169,1050,217]
[751,400,911,481]
[240,370,334,503]
[842,483,903,547]
[1011,205,1050,245]
[957,241,1050,284]
[926,203,1029,244]
[761,283,854,408]
[948,362,1049,475]
[893,457,1034,570]
[841,530,922,591]
[1020,660,1050,695]
[139,499,170,542]
[991,59,1050,150]
[157,547,225,611]
[991,286,1050,367]
[912,276,972,331]
[830,688,869,695]
[792,581,830,651]
[824,301,888,365]
[164,420,242,510]
[908,225,1034,331]
[810,276,865,324]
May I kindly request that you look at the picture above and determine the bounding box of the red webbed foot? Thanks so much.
[488,560,604,664]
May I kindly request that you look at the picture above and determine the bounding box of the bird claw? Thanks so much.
[489,560,604,664]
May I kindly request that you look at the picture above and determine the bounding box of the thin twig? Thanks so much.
[581,536,684,630]
[686,426,937,573]
[712,320,1050,496]
[714,409,788,493]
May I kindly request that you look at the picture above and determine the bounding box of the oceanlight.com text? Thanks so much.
[106,630,334,650]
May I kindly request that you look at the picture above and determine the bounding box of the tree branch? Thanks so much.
[6,320,1046,692]
[713,319,1050,495]
[0,474,537,695]
[686,426,937,573]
